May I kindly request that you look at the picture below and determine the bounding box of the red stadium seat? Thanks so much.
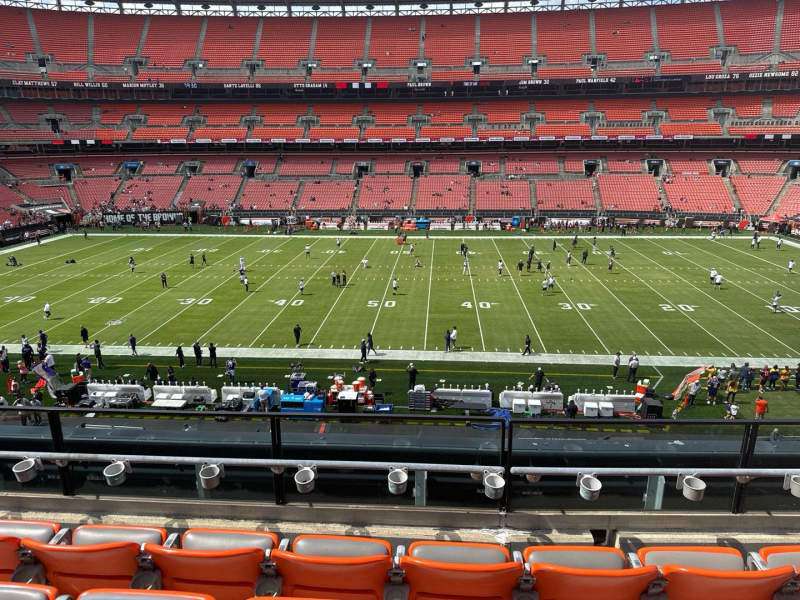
[269,534,392,600]
[0,521,60,581]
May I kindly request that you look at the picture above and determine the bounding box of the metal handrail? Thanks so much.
[510,467,799,477]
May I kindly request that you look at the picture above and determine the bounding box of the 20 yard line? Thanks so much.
[250,240,350,347]
[464,237,486,352]
[309,239,378,346]
[423,239,435,350]
[495,239,546,352]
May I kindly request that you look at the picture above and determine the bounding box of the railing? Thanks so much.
[0,406,797,514]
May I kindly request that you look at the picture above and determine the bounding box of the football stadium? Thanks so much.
[2,0,800,598]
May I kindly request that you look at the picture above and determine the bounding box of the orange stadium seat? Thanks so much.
[79,592,214,600]
[0,521,60,581]
[0,582,60,600]
[269,534,393,600]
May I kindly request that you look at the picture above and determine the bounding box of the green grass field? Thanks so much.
[1,231,798,360]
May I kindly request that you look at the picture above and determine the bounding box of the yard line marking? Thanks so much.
[140,237,298,343]
[463,238,486,351]
[250,240,349,346]
[0,236,189,333]
[196,241,313,340]
[498,239,546,352]
[88,236,254,339]
[552,241,671,354]
[683,239,800,298]
[309,239,378,346]
[423,239,435,350]
[608,246,748,355]
[369,241,405,337]
[0,235,115,277]
[624,239,800,355]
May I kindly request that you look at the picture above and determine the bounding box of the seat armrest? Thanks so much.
[513,550,523,564]
[747,551,768,571]
[164,532,179,548]
[278,538,289,551]
[49,528,71,545]
[627,552,643,568]
[55,595,72,600]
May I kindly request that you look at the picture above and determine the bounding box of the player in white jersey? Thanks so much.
[541,278,548,294]
[408,243,415,256]
[361,258,369,269]
[43,303,51,319]
[789,259,795,274]
[128,256,136,272]
[239,256,246,271]
[713,273,723,290]
[777,237,783,250]
[709,268,718,285]
[772,291,782,312]
[547,275,555,291]
[497,260,504,276]
[392,277,399,295]
[463,259,469,275]
[298,278,305,295]
[304,245,311,259]
[336,238,341,248]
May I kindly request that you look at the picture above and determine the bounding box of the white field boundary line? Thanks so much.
[138,237,298,344]
[249,239,351,347]
[309,239,378,347]
[609,247,738,356]
[62,232,767,241]
[369,241,405,340]
[423,239,435,350]
[624,239,800,356]
[671,240,800,324]
[552,241,672,354]
[464,237,486,352]
[0,236,189,333]
[87,236,254,340]
[3,234,167,302]
[0,236,115,276]
[689,238,800,296]
[196,239,312,341]
[42,343,800,368]
[496,239,546,352]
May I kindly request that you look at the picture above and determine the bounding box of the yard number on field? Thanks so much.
[178,298,213,305]
[461,301,495,309]
[3,296,35,303]
[559,302,595,311]
[89,297,122,304]
[367,300,395,308]
[766,305,800,313]
[274,299,304,306]
[659,304,698,312]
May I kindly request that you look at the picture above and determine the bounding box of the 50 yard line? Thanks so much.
[369,242,405,336]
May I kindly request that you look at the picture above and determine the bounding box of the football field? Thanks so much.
[1,231,799,364]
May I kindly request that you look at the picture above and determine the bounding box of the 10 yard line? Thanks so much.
[423,239,435,350]
[464,237,486,352]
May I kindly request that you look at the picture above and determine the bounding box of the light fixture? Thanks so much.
[483,470,505,500]
[783,473,800,498]
[103,460,132,487]
[388,468,408,495]
[294,465,316,494]
[677,474,706,502]
[198,463,224,490]
[577,473,602,501]
[13,458,42,483]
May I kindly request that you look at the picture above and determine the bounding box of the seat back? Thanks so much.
[78,590,215,600]
[0,537,23,581]
[523,546,625,570]
[0,581,59,600]
[637,546,745,571]
[181,529,277,552]
[146,544,265,600]
[529,564,659,600]
[400,542,522,600]
[758,545,800,569]
[21,539,142,598]
[271,535,392,600]
[0,521,59,581]
[661,564,795,600]
[73,525,166,546]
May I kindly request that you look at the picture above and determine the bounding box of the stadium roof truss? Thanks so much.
[0,0,722,17]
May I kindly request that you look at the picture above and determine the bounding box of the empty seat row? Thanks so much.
[5,519,800,600]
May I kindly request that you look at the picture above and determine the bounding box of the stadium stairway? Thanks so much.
[723,176,744,212]
[195,18,208,61]
[362,17,372,64]
[87,13,95,67]
[774,0,785,54]
[591,178,602,212]
[649,6,660,53]
[714,3,725,48]
[529,177,538,214]
[766,177,797,216]
[171,175,191,210]
[135,17,149,59]
[307,18,318,65]
[26,9,44,58]
[588,10,597,55]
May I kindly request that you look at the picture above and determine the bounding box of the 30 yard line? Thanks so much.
[423,239,435,350]
[138,237,297,343]
[495,239,546,352]
[623,239,800,355]
[250,240,350,347]
[309,239,378,346]
[197,240,313,341]
[552,241,671,354]
[369,242,405,336]
[0,236,190,334]
[462,237,486,351]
